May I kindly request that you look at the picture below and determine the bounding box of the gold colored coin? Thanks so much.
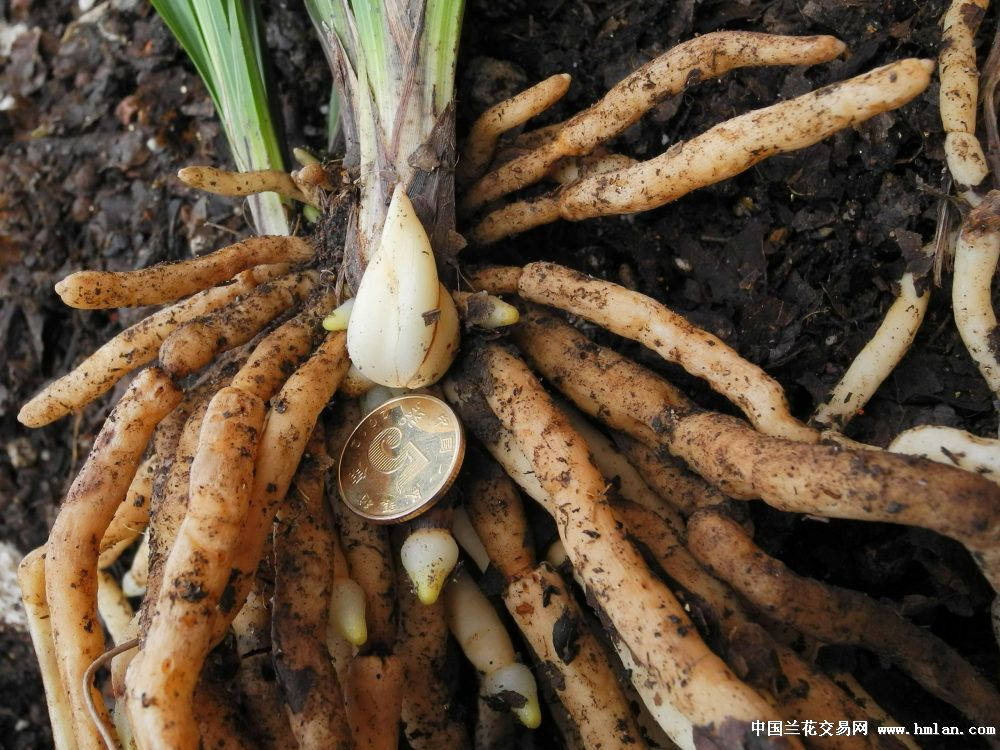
[338,394,465,524]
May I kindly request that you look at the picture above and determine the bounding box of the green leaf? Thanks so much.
[150,0,289,236]
[305,0,465,164]
[350,0,389,113]
[326,84,341,150]
[424,0,465,114]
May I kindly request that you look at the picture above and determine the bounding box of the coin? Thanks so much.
[338,394,465,524]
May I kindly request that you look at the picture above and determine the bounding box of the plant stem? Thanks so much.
[306,0,466,285]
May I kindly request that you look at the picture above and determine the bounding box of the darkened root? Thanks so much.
[447,343,800,750]
[466,51,931,244]
[461,453,646,749]
[19,19,1000,750]
[687,508,1000,737]
[271,425,352,750]
[617,502,898,750]
[127,387,264,749]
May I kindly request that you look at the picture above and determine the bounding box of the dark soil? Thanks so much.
[1,0,997,748]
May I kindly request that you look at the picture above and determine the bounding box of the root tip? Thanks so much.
[830,38,848,57]
[16,400,46,428]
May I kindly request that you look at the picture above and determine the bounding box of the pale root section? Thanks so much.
[462,32,846,214]
[813,270,930,431]
[558,59,932,220]
[953,192,1000,399]
[520,263,817,442]
[457,73,571,187]
[890,425,1000,484]
[55,236,313,309]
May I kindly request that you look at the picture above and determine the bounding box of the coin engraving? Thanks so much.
[367,426,431,494]
[338,394,464,523]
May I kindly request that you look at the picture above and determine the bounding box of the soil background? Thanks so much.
[2,0,999,748]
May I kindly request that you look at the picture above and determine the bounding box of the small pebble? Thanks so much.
[6,436,37,469]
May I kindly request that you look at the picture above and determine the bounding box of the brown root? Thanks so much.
[272,425,352,750]
[687,508,1000,734]
[617,501,894,750]
[345,654,405,750]
[326,400,399,650]
[55,236,314,309]
[219,332,350,642]
[449,343,798,749]
[159,271,317,378]
[17,264,283,428]
[230,288,337,401]
[178,165,311,204]
[45,367,181,750]
[514,309,1000,592]
[503,562,647,749]
[127,387,264,750]
[393,536,471,750]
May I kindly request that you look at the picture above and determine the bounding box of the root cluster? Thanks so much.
[17,21,1000,750]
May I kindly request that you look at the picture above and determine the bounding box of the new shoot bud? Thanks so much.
[293,147,321,167]
[400,527,460,605]
[323,298,354,331]
[329,578,368,647]
[347,185,460,388]
[329,526,368,648]
[444,570,541,729]
[482,663,542,730]
[452,291,520,329]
